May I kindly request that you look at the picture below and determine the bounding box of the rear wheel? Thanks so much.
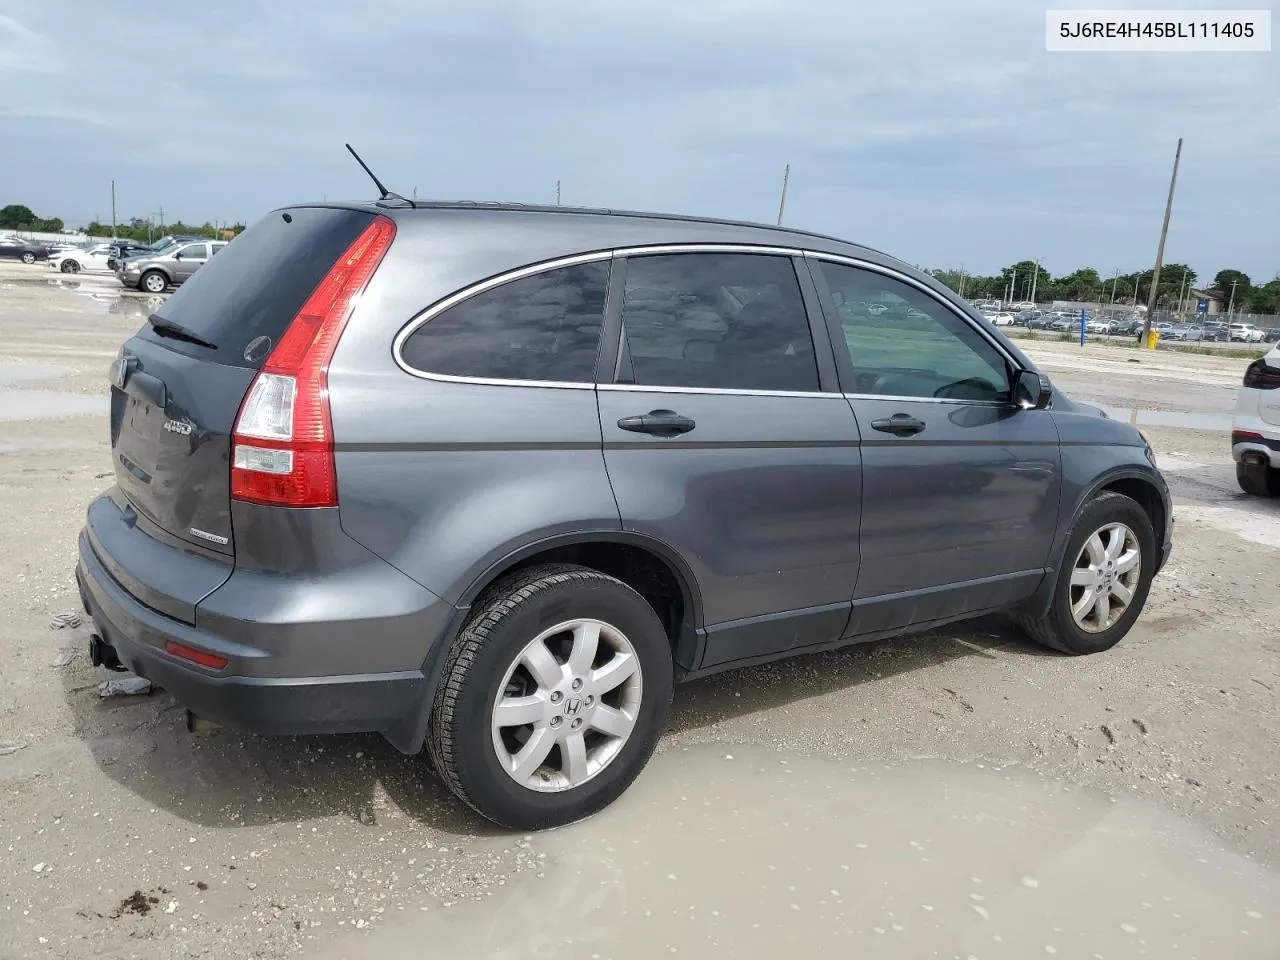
[1018,491,1156,655]
[1237,462,1280,497]
[428,564,674,830]
[21,251,35,264]
[140,270,167,293]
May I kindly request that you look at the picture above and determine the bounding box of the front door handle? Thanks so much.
[870,413,926,436]
[617,409,696,437]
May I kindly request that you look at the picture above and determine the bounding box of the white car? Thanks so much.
[49,243,115,274]
[987,312,1016,326]
[1230,323,1266,343]
[1232,342,1280,496]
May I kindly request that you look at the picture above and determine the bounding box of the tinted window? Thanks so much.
[818,261,1011,401]
[180,244,208,259]
[400,261,609,383]
[141,207,373,369]
[618,253,818,392]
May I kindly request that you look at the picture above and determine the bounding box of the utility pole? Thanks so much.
[1141,137,1183,344]
[1030,259,1041,306]
[1228,279,1239,316]
[1110,268,1119,305]
[555,180,561,206]
[776,163,790,226]
[1006,269,1016,306]
[110,180,117,239]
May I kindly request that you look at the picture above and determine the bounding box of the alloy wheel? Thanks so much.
[491,618,643,793]
[1068,522,1141,633]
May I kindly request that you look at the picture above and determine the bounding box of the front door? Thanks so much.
[597,250,863,669]
[174,243,208,281]
[808,257,1061,636]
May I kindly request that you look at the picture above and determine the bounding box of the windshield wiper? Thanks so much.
[148,314,217,350]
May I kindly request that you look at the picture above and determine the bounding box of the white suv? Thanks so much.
[1230,323,1266,343]
[1232,342,1280,496]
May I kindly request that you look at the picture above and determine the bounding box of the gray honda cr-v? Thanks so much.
[76,200,1172,829]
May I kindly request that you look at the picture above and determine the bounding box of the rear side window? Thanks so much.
[617,253,819,392]
[400,261,609,383]
[140,207,374,369]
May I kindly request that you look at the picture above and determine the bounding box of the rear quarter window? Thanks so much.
[138,207,374,369]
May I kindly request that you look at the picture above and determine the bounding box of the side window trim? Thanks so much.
[392,250,614,390]
[601,251,834,397]
[808,256,1018,394]
[804,252,1018,405]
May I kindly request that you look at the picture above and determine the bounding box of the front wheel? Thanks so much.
[140,270,167,294]
[60,259,79,273]
[21,252,36,264]
[428,564,674,830]
[1237,462,1280,497]
[1017,491,1156,655]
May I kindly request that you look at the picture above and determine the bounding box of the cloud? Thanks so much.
[1,0,1276,279]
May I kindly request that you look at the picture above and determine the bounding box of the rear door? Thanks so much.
[111,207,375,562]
[597,249,862,669]
[808,256,1061,635]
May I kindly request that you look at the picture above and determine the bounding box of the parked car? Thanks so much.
[106,240,153,270]
[1230,323,1266,343]
[1200,321,1229,342]
[1232,342,1280,496]
[1086,317,1114,335]
[0,236,50,264]
[116,239,228,293]
[76,200,1172,830]
[50,243,116,274]
[987,312,1015,326]
[1264,328,1280,343]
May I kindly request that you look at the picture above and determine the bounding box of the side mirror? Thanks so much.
[1014,369,1052,410]
[173,251,183,259]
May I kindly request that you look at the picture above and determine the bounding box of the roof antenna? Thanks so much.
[344,143,411,204]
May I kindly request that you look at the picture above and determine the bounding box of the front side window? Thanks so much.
[400,260,609,383]
[618,253,819,392]
[817,261,1011,402]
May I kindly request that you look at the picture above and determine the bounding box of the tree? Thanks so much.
[1211,269,1251,311]
[0,204,37,229]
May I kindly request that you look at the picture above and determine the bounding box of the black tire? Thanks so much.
[60,259,79,273]
[1237,462,1280,497]
[1017,491,1157,655]
[427,563,674,830]
[21,251,35,264]
[139,270,167,294]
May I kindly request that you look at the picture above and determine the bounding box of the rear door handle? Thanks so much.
[617,409,696,437]
[870,413,926,436]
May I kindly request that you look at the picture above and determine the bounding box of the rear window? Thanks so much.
[140,206,374,368]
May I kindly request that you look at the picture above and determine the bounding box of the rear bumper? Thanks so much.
[76,532,420,737]
[75,495,458,750]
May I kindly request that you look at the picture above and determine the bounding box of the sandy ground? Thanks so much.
[1,262,1277,959]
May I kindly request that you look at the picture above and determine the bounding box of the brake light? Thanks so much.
[1243,359,1280,390]
[231,216,396,507]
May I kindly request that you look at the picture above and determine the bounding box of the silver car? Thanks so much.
[117,239,228,293]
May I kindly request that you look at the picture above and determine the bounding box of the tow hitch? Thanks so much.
[88,634,128,672]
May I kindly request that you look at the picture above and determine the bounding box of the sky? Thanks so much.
[1,1,1277,283]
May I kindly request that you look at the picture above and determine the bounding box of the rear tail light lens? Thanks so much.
[1243,359,1280,390]
[230,216,396,507]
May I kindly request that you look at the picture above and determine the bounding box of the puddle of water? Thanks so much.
[1100,405,1233,432]
[0,362,73,384]
[0,389,108,421]
[311,744,1279,960]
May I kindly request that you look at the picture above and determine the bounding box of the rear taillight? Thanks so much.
[230,215,396,507]
[1243,359,1280,390]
